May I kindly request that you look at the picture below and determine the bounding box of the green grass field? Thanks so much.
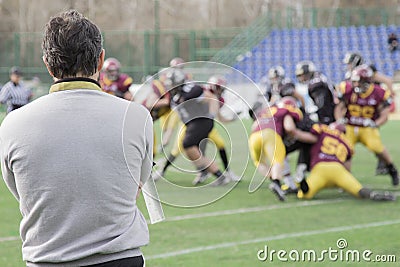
[0,117,399,266]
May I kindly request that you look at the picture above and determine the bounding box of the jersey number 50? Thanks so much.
[321,136,348,163]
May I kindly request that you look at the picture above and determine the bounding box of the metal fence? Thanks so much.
[0,7,399,84]
[0,28,242,84]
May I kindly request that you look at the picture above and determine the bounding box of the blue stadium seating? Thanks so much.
[231,25,400,84]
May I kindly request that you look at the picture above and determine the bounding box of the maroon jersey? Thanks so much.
[309,124,353,169]
[99,72,133,98]
[338,81,391,126]
[251,104,303,136]
[141,79,171,120]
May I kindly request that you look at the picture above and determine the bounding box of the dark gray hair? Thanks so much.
[42,10,103,79]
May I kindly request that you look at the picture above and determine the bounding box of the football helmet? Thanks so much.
[343,52,364,69]
[164,68,186,89]
[103,57,121,81]
[278,78,296,97]
[207,75,227,95]
[267,66,285,84]
[295,60,316,82]
[350,64,373,93]
[169,57,185,69]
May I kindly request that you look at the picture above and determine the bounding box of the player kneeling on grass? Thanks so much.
[293,122,396,201]
[248,96,302,201]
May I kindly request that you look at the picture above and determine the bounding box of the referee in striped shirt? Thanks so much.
[0,66,33,113]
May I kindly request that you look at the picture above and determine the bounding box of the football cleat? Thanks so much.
[283,175,298,194]
[226,170,241,182]
[269,182,286,201]
[370,191,396,201]
[192,171,211,186]
[388,165,399,186]
[210,174,231,187]
[281,184,298,194]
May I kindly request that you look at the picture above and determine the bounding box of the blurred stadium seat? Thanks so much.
[232,25,400,84]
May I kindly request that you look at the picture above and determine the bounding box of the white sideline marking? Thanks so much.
[163,199,344,222]
[146,219,400,260]
[0,236,19,242]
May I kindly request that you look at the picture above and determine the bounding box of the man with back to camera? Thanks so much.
[0,10,153,267]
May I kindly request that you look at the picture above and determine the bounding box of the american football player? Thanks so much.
[342,52,395,175]
[156,75,240,184]
[295,60,336,125]
[294,60,337,183]
[99,57,133,100]
[162,69,231,186]
[335,64,399,186]
[342,52,394,97]
[293,122,396,201]
[264,66,305,107]
[248,96,303,201]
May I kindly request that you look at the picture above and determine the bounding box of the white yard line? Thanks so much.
[2,195,398,246]
[163,198,344,222]
[0,236,19,242]
[155,192,400,223]
[0,199,344,243]
[146,219,400,260]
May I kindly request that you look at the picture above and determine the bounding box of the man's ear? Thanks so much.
[97,49,105,72]
[42,56,55,78]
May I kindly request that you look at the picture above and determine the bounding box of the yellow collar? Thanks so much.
[49,78,102,94]
[359,84,374,98]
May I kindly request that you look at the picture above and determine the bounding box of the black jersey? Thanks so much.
[170,83,212,125]
[307,72,335,124]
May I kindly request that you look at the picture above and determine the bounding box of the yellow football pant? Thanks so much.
[248,128,286,167]
[345,125,385,154]
[297,162,363,199]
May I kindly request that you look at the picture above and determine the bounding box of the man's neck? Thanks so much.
[52,72,99,83]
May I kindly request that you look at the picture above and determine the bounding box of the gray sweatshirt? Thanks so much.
[0,79,153,266]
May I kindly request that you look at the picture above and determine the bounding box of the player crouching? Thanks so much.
[293,122,396,201]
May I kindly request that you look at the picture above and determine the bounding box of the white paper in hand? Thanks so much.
[142,177,164,224]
